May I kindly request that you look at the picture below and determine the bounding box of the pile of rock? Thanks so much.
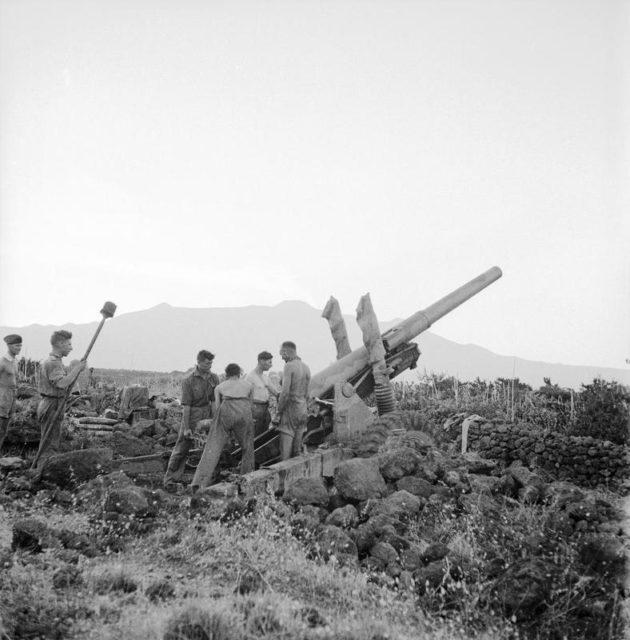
[261,445,625,622]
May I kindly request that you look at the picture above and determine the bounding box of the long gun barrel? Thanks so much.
[308,266,502,400]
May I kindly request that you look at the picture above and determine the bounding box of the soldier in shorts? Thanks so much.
[277,341,311,460]
[0,334,22,452]
[32,330,86,468]
[244,351,279,437]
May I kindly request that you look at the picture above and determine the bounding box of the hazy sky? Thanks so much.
[1,0,628,370]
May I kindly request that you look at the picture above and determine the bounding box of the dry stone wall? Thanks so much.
[446,419,628,489]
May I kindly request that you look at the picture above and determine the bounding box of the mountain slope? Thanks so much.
[2,301,627,389]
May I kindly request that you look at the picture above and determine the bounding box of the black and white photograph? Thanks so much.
[0,1,628,638]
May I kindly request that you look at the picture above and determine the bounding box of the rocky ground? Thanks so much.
[0,392,627,639]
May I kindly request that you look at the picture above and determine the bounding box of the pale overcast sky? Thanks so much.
[0,0,628,370]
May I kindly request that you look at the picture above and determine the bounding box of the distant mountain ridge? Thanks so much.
[2,301,628,389]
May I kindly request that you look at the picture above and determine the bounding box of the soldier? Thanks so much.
[32,330,87,468]
[277,341,311,460]
[0,334,22,452]
[244,350,279,437]
[191,363,255,491]
[163,350,219,491]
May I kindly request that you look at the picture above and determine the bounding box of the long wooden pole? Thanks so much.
[33,302,117,469]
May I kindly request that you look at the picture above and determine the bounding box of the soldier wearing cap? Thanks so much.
[0,335,22,452]
[32,330,87,467]
[244,351,279,437]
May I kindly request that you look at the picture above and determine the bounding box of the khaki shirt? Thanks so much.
[38,354,67,398]
[181,367,219,408]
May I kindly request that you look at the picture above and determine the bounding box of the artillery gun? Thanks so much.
[113,267,502,477]
[246,266,502,464]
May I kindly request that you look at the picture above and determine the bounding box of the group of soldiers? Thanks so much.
[163,342,311,492]
[1,331,87,469]
[0,331,311,492]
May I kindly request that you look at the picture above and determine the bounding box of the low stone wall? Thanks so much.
[453,420,628,489]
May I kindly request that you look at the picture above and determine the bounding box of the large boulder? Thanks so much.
[420,542,450,564]
[333,458,387,502]
[57,529,98,557]
[400,544,425,572]
[397,476,438,500]
[368,512,407,535]
[385,489,423,515]
[507,462,545,491]
[315,525,358,561]
[543,481,585,509]
[128,418,157,438]
[364,490,423,523]
[492,558,556,620]
[39,448,113,488]
[384,430,435,454]
[104,486,150,516]
[76,471,142,515]
[413,559,450,594]
[291,505,326,538]
[112,431,155,458]
[460,451,498,474]
[12,518,58,553]
[283,477,329,507]
[378,447,422,481]
[369,541,398,565]
[458,492,502,519]
[350,522,377,553]
[506,463,545,504]
[325,504,359,529]
[468,474,504,496]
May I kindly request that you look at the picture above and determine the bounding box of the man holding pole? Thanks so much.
[0,334,22,453]
[32,330,87,468]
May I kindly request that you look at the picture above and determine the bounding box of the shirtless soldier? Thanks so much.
[277,341,311,460]
[0,334,22,452]
[244,351,279,437]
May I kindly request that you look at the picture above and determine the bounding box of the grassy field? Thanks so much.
[0,497,470,640]
[1,373,627,639]
[1,478,625,639]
